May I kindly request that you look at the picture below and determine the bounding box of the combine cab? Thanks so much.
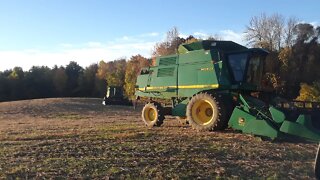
[135,40,320,141]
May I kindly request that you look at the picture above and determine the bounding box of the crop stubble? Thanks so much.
[0,98,317,179]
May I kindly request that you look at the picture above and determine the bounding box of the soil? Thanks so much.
[0,98,318,179]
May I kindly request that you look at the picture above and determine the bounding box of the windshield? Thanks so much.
[228,53,248,82]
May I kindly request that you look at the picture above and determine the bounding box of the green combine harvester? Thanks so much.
[135,40,320,141]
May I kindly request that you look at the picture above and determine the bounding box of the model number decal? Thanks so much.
[200,67,213,71]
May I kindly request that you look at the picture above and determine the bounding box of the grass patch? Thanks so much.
[49,113,88,120]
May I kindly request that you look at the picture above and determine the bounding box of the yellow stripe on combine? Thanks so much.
[178,84,219,89]
[137,84,219,91]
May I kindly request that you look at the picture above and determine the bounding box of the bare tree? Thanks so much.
[245,13,268,49]
[153,27,185,56]
[245,13,285,51]
[271,14,285,50]
[284,17,298,47]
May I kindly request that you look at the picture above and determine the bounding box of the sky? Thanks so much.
[0,0,319,71]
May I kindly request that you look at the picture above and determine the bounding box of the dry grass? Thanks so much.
[0,98,318,179]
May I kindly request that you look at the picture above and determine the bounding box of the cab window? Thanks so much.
[227,53,248,82]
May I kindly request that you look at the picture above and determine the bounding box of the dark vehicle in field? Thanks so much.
[102,86,132,106]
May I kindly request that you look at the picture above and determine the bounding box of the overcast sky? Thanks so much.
[0,0,319,71]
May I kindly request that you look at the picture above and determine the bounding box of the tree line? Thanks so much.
[0,56,151,102]
[0,62,103,101]
[0,13,319,102]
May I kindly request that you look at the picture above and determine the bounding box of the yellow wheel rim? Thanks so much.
[144,107,157,122]
[191,99,214,125]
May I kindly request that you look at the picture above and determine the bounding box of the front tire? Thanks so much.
[186,93,227,131]
[141,102,165,127]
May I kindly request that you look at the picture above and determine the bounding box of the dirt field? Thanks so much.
[0,98,318,179]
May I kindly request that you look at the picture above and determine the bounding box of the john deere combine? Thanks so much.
[135,40,320,141]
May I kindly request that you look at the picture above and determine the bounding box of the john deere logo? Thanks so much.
[238,118,245,126]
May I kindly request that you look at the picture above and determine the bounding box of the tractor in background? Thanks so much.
[102,86,132,106]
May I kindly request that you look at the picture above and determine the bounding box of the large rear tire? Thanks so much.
[142,102,165,127]
[186,93,228,131]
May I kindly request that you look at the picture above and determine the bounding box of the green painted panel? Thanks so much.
[296,114,313,128]
[178,50,212,64]
[157,67,175,77]
[156,55,177,66]
[150,65,177,88]
[243,120,279,139]
[172,98,189,116]
[269,106,285,124]
[136,74,149,89]
[228,107,256,130]
[178,63,199,85]
[197,67,217,84]
[135,91,176,100]
[280,120,320,141]
[229,107,280,139]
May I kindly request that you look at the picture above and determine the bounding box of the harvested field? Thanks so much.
[0,98,318,179]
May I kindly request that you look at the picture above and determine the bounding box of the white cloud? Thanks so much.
[120,36,130,41]
[116,32,161,42]
[181,30,245,45]
[178,33,188,39]
[0,35,158,71]
[219,30,245,45]
[310,21,319,27]
[193,32,209,39]
[140,32,159,37]
[0,30,249,71]
[87,42,103,48]
[59,43,73,48]
[23,49,42,54]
